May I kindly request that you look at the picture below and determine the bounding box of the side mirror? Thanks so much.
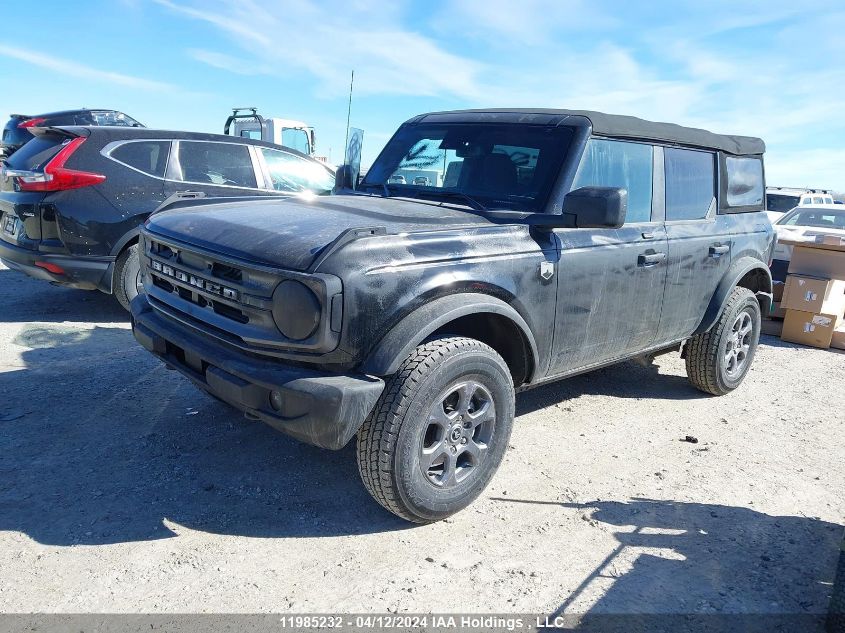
[562,186,627,228]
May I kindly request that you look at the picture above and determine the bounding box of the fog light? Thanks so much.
[269,390,283,412]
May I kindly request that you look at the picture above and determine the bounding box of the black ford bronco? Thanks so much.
[131,109,774,523]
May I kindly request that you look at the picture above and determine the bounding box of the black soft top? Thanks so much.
[411,108,765,156]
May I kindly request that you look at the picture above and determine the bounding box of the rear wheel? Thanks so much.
[114,244,142,312]
[685,286,761,395]
[356,336,515,523]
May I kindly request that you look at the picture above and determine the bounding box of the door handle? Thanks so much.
[641,231,655,239]
[709,244,730,257]
[638,252,666,267]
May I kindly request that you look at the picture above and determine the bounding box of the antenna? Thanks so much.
[343,70,354,164]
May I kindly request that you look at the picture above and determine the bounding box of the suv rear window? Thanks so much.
[2,123,32,148]
[725,156,764,208]
[110,141,170,178]
[5,134,64,170]
[766,194,800,213]
[175,141,257,188]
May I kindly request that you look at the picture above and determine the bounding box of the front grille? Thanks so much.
[141,230,342,356]
[211,262,243,283]
[143,235,284,347]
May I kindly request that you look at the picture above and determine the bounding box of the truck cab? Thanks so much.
[224,108,316,157]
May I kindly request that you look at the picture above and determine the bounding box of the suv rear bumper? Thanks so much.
[0,239,113,291]
[131,294,384,450]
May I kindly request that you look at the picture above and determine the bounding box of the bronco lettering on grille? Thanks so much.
[150,260,239,301]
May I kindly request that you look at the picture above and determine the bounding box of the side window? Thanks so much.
[572,139,653,223]
[281,128,309,154]
[259,147,335,194]
[664,148,715,221]
[725,156,764,208]
[813,196,823,204]
[110,141,170,178]
[239,129,262,140]
[176,141,257,188]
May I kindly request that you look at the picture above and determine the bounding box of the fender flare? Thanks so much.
[360,293,540,379]
[693,257,772,335]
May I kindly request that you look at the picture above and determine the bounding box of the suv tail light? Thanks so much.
[17,117,47,128]
[15,137,106,192]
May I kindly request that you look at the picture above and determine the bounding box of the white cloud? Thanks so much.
[431,0,617,44]
[0,44,176,92]
[157,0,485,99]
[765,148,845,193]
[154,0,845,188]
[187,49,270,75]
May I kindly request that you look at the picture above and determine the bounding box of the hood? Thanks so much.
[145,194,493,271]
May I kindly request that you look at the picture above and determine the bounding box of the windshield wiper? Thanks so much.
[415,190,487,211]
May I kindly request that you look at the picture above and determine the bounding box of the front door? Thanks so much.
[548,138,668,375]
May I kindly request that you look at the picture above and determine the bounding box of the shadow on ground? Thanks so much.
[0,267,127,323]
[493,497,841,632]
[516,357,708,417]
[0,324,410,544]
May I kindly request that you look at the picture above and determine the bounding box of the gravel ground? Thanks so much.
[0,260,843,620]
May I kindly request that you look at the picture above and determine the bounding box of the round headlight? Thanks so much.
[272,280,321,340]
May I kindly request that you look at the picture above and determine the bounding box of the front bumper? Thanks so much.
[131,293,384,450]
[0,239,113,291]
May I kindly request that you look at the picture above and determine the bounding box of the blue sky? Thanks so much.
[1,0,844,190]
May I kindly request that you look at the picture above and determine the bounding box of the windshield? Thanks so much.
[766,193,800,213]
[362,123,574,212]
[777,207,845,230]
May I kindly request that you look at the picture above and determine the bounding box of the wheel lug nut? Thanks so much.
[461,438,467,444]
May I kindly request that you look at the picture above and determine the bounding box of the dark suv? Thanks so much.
[1,109,143,158]
[130,109,774,523]
[0,126,335,309]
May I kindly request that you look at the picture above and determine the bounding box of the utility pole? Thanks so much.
[343,70,354,164]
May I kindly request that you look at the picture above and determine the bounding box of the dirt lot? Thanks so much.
[0,260,843,620]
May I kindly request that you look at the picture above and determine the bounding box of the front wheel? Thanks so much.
[357,336,515,523]
[114,244,143,312]
[685,286,761,396]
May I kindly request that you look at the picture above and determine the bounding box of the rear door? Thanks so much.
[657,146,730,341]
[165,140,270,198]
[549,138,668,374]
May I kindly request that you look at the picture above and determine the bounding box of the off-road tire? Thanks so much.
[114,244,142,312]
[686,286,761,396]
[357,336,515,523]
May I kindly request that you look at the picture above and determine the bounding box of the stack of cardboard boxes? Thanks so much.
[771,235,845,350]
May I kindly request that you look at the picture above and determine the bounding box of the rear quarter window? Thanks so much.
[725,156,764,209]
[110,141,170,178]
